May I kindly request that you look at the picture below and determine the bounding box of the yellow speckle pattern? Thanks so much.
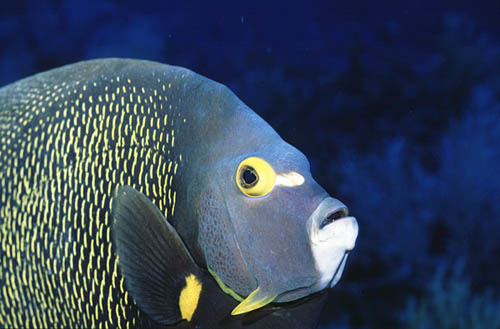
[0,61,189,328]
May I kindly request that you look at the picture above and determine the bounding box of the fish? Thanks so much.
[0,58,359,328]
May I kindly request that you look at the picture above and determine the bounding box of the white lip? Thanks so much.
[308,204,359,290]
[314,216,359,248]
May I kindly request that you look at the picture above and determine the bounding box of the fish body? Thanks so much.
[0,59,358,328]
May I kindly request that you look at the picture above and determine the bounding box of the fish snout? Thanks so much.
[319,204,349,230]
[309,197,358,249]
[307,197,359,290]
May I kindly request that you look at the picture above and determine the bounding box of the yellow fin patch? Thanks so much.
[231,287,277,315]
[179,274,202,321]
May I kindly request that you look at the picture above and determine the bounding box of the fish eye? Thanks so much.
[236,157,275,197]
[241,166,258,187]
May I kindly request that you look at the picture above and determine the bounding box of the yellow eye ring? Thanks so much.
[236,157,276,197]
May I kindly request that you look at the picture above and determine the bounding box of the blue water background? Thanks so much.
[1,1,499,328]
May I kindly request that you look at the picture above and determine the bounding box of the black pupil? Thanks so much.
[242,168,257,185]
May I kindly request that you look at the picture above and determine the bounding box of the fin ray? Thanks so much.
[112,186,202,325]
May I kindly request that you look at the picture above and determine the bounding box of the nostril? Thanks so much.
[319,207,348,229]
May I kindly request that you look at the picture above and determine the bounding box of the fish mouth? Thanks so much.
[319,207,349,229]
[306,197,358,295]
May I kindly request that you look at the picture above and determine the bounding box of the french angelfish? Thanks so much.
[0,58,359,328]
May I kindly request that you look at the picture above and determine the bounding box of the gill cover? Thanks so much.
[199,141,326,311]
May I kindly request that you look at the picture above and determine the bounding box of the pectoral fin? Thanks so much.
[112,186,203,324]
[231,287,278,315]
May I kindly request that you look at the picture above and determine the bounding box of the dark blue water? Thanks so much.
[1,1,499,328]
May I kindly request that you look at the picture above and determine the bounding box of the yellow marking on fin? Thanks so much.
[231,287,277,316]
[179,274,202,322]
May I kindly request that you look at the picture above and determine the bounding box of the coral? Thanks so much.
[403,262,500,329]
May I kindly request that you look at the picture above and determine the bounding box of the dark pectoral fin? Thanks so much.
[112,186,203,325]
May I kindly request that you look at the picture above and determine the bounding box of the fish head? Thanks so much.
[194,137,358,313]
